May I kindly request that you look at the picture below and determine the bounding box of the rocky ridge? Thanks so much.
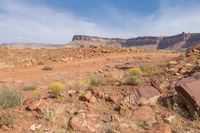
[71,32,200,50]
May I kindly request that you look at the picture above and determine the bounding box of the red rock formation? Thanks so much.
[71,32,200,50]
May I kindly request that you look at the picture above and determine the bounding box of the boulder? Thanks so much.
[175,79,200,114]
[129,86,161,106]
[26,100,46,111]
[82,91,96,103]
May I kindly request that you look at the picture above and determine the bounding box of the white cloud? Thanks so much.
[0,0,200,43]
[0,0,116,44]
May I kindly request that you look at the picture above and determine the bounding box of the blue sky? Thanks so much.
[1,0,200,44]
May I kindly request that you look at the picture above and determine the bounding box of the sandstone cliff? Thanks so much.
[71,32,200,50]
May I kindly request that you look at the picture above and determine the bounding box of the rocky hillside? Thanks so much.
[71,32,200,50]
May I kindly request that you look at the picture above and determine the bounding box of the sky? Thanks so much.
[0,0,200,44]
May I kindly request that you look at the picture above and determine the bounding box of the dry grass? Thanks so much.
[0,90,24,108]
[111,70,126,85]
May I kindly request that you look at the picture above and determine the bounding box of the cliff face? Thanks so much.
[71,33,200,50]
[72,35,126,45]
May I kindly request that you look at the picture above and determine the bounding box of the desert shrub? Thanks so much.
[0,90,24,108]
[67,81,86,97]
[23,83,37,91]
[168,61,177,67]
[126,76,141,86]
[33,89,42,100]
[42,108,56,122]
[112,71,126,85]
[48,82,65,97]
[68,81,81,91]
[139,64,157,76]
[43,65,53,71]
[0,112,15,126]
[90,73,102,86]
[130,67,142,76]
[80,80,92,90]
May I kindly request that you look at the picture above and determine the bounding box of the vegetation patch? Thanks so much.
[139,64,158,76]
[0,112,15,126]
[111,70,126,85]
[89,73,102,86]
[126,76,142,86]
[0,90,24,108]
[130,67,142,76]
[32,89,42,100]
[48,82,65,98]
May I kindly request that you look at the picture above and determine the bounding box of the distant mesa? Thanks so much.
[71,32,200,50]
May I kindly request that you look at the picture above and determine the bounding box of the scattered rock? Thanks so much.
[164,115,176,124]
[83,91,92,101]
[115,123,137,133]
[97,91,105,99]
[89,95,96,103]
[69,112,102,133]
[109,93,124,104]
[186,44,200,57]
[30,124,41,131]
[131,106,155,121]
[82,91,96,103]
[26,100,44,111]
[68,89,76,95]
[60,58,69,61]
[145,123,172,133]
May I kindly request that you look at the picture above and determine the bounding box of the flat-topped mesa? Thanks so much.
[125,36,162,47]
[71,32,200,50]
[72,35,126,45]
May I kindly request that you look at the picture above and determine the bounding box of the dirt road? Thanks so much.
[0,51,179,85]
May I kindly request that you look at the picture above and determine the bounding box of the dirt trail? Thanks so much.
[0,51,178,84]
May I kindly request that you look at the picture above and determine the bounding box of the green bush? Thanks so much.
[126,76,141,86]
[90,74,102,86]
[0,90,24,108]
[48,82,65,97]
[130,67,142,76]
